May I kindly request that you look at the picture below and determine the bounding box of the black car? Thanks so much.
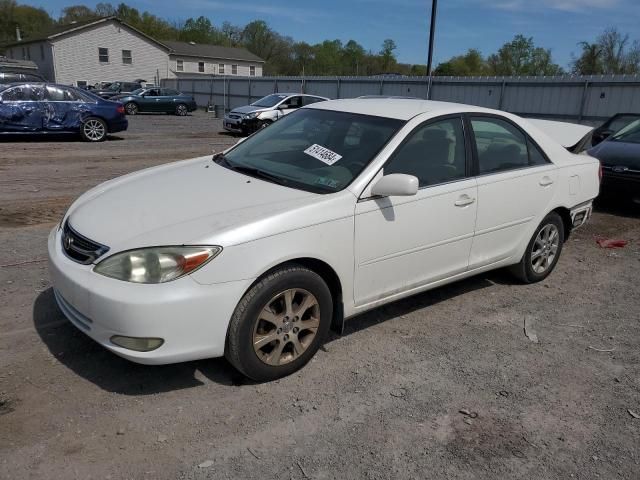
[94,81,143,99]
[0,83,128,142]
[0,71,47,85]
[588,119,640,205]
[591,113,640,147]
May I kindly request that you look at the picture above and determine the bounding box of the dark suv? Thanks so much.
[94,81,143,99]
[0,71,47,84]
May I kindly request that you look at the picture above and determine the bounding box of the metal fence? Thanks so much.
[161,74,640,125]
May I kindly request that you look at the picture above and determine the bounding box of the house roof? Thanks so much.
[2,16,170,52]
[163,41,264,63]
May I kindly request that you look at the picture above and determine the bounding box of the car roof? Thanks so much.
[306,98,498,120]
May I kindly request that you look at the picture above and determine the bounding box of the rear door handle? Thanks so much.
[454,195,476,207]
[539,177,554,187]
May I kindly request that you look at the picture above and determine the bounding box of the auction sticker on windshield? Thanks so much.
[304,144,343,165]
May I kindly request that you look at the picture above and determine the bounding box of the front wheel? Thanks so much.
[80,117,107,142]
[175,103,188,116]
[509,212,565,283]
[226,265,333,382]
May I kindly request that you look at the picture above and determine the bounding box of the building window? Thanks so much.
[250,66,256,76]
[40,44,45,60]
[219,63,225,74]
[122,50,132,65]
[198,61,205,73]
[98,47,109,63]
[176,59,184,72]
[232,64,238,75]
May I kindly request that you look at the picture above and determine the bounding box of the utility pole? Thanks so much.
[426,0,438,99]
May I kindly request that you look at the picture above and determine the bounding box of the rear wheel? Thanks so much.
[509,212,564,283]
[175,104,188,116]
[124,102,138,115]
[80,117,107,142]
[226,265,332,382]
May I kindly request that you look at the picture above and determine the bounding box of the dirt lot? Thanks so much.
[1,112,639,479]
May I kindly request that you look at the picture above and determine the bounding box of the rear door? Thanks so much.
[43,85,89,131]
[0,85,45,132]
[467,115,557,269]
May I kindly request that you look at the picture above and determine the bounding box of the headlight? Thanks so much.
[244,112,258,119]
[94,246,221,284]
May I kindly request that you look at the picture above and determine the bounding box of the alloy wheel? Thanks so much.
[125,103,138,115]
[83,119,106,141]
[531,224,560,274]
[176,104,187,116]
[252,288,320,366]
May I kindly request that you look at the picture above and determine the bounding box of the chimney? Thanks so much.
[16,26,22,42]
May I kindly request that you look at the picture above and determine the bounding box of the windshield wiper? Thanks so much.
[213,153,289,187]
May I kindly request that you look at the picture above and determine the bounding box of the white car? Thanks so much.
[223,93,329,135]
[48,99,599,381]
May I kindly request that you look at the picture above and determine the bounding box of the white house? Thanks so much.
[3,17,264,87]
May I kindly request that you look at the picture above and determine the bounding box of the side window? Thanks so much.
[98,47,109,63]
[471,117,529,174]
[46,86,83,101]
[163,89,179,96]
[527,138,548,166]
[284,96,303,109]
[1,85,44,102]
[385,117,467,187]
[303,96,324,106]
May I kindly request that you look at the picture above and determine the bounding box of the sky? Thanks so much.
[22,0,640,68]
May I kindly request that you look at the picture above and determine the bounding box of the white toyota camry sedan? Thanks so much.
[48,99,599,381]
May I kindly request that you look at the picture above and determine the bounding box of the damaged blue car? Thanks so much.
[0,83,127,142]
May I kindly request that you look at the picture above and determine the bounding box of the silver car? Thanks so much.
[223,93,329,135]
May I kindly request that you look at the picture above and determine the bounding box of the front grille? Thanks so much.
[61,221,109,265]
[229,114,241,119]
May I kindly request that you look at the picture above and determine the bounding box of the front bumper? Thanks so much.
[223,115,261,134]
[47,227,252,364]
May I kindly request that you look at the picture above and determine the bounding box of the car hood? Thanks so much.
[230,105,269,115]
[588,140,640,169]
[66,156,337,254]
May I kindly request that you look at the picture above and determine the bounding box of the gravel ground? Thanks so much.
[1,112,639,479]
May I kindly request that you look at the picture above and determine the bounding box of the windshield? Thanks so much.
[107,83,121,91]
[220,108,404,194]
[130,88,145,95]
[611,119,640,144]
[251,94,288,108]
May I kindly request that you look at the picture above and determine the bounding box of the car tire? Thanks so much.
[509,212,565,284]
[80,117,108,142]
[175,104,188,116]
[124,102,138,115]
[225,265,333,382]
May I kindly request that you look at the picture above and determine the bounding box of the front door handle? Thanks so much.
[454,195,476,207]
[539,176,554,187]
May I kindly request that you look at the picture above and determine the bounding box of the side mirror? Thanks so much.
[371,174,419,197]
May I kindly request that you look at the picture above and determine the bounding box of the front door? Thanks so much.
[467,115,558,268]
[141,88,163,112]
[354,116,478,306]
[0,85,44,132]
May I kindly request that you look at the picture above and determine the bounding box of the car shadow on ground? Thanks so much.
[594,197,640,219]
[34,273,499,395]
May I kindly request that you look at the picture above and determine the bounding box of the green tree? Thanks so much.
[379,38,397,72]
[0,0,53,44]
[59,5,97,23]
[487,35,563,76]
[571,42,603,75]
[94,2,116,17]
[342,39,366,75]
[434,49,488,76]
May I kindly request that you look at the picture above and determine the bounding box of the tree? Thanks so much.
[435,49,488,76]
[379,38,397,72]
[94,2,116,17]
[487,35,563,76]
[0,0,53,44]
[59,5,97,23]
[571,42,603,75]
[572,28,640,75]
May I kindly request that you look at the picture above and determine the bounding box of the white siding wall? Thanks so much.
[52,21,169,86]
[170,56,263,77]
